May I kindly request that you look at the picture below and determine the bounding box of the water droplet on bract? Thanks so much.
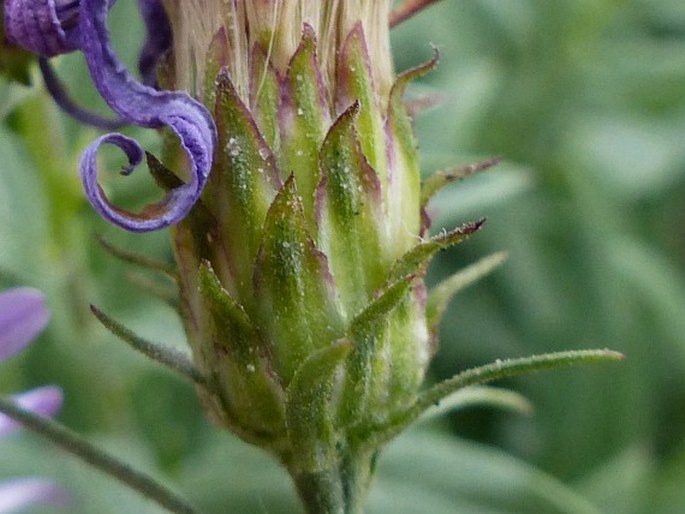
[226,137,242,157]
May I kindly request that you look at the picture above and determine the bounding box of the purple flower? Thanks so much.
[136,0,172,88]
[3,0,81,57]
[0,478,70,513]
[0,385,63,436]
[0,287,50,362]
[78,0,216,232]
[0,288,68,513]
[4,0,216,232]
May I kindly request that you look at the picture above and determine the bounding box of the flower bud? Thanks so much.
[163,2,482,500]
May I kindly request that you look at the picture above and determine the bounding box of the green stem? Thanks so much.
[0,396,197,514]
[291,449,375,514]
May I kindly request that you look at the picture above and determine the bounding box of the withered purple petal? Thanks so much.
[39,57,127,129]
[4,0,81,57]
[80,132,205,232]
[0,386,63,436]
[78,0,216,231]
[0,478,70,513]
[137,0,172,87]
[0,288,50,362]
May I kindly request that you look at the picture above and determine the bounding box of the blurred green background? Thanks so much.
[1,1,684,512]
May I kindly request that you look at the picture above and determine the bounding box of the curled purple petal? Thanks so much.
[78,0,216,232]
[80,132,200,231]
[39,57,127,130]
[0,386,63,436]
[0,477,70,513]
[0,288,50,362]
[4,0,81,57]
[136,0,172,87]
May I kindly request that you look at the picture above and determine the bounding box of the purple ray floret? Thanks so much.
[0,287,50,362]
[137,0,172,87]
[4,0,214,230]
[0,386,64,436]
[39,57,127,129]
[79,0,216,231]
[4,0,126,128]
[4,0,81,57]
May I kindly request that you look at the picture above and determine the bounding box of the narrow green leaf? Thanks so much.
[357,349,624,448]
[388,219,485,282]
[124,271,179,310]
[89,305,205,386]
[370,429,604,514]
[286,339,353,472]
[96,234,178,281]
[426,251,508,336]
[420,156,501,208]
[418,386,534,423]
[0,396,198,514]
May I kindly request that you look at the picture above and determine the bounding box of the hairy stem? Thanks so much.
[291,449,375,514]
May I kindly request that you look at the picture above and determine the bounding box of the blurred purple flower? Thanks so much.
[0,287,68,513]
[0,478,70,514]
[3,0,216,232]
[0,386,63,436]
[0,287,50,362]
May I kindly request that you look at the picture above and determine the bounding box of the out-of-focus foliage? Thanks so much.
[0,1,683,512]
